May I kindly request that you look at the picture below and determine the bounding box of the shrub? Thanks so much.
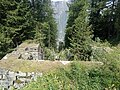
[22,60,120,90]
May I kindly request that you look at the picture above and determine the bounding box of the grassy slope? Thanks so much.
[0,42,119,73]
[0,59,64,73]
[22,45,120,90]
[0,58,103,73]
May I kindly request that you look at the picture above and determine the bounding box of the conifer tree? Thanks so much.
[33,0,57,48]
[0,0,16,58]
[0,32,13,58]
[0,0,34,46]
[65,0,84,48]
[90,0,117,40]
[115,0,120,40]
[0,0,57,59]
[0,0,34,58]
[70,0,93,60]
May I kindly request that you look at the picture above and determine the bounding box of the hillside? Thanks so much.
[0,58,103,73]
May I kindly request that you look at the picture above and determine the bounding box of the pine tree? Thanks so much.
[33,0,57,48]
[34,22,48,47]
[70,0,93,60]
[65,0,85,48]
[115,0,120,40]
[0,0,35,58]
[0,32,13,59]
[0,0,34,46]
[90,0,117,40]
[9,0,34,45]
[0,0,57,59]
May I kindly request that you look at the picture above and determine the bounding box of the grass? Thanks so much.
[0,40,104,73]
[0,58,103,73]
[0,58,65,73]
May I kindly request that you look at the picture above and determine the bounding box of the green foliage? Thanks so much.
[1,0,34,44]
[90,0,108,40]
[0,0,57,59]
[43,48,71,61]
[0,32,13,58]
[23,59,120,90]
[90,40,111,61]
[65,0,85,48]
[44,47,56,60]
[114,0,120,43]
[57,49,71,60]
[90,0,120,42]
[34,22,47,47]
[66,0,93,60]
[0,0,35,58]
[91,41,120,63]
[65,0,120,61]
[33,0,57,48]
[66,0,85,28]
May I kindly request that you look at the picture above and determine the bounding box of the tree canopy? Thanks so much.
[0,0,57,59]
[65,0,120,60]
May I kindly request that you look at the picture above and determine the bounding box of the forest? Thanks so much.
[0,0,57,59]
[0,0,120,89]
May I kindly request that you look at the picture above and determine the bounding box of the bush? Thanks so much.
[44,47,56,60]
[22,60,120,90]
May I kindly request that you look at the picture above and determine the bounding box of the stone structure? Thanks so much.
[17,43,44,60]
[2,42,44,60]
[0,68,42,89]
[0,42,44,89]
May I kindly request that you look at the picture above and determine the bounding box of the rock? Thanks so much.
[60,61,71,65]
[3,56,8,60]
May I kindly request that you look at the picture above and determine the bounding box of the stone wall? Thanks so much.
[1,43,44,60]
[0,68,42,89]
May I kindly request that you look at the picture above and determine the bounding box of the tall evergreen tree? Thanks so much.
[66,0,93,60]
[0,0,34,46]
[0,0,15,58]
[90,0,117,40]
[115,0,120,40]
[0,0,34,58]
[0,32,12,58]
[65,0,84,48]
[71,0,92,60]
[33,0,57,48]
[0,0,57,59]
